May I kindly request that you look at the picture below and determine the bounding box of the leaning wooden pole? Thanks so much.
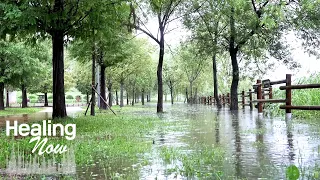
[92,85,116,115]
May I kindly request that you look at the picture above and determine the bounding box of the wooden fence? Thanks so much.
[199,74,320,118]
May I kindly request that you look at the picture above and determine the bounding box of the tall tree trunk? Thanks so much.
[185,87,188,103]
[212,22,222,109]
[142,89,145,105]
[229,7,239,110]
[170,81,174,105]
[213,54,222,108]
[0,82,4,110]
[44,92,48,107]
[108,80,112,107]
[21,84,27,108]
[135,92,138,103]
[6,89,9,107]
[100,64,107,110]
[86,91,89,104]
[126,92,129,105]
[189,81,193,104]
[195,87,198,103]
[146,94,149,102]
[116,89,119,105]
[120,80,124,107]
[51,31,67,118]
[91,43,96,116]
[132,88,135,106]
[157,28,165,113]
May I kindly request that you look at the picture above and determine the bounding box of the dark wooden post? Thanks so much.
[269,87,273,99]
[242,90,245,109]
[286,74,292,118]
[226,93,229,104]
[257,80,263,114]
[249,89,253,110]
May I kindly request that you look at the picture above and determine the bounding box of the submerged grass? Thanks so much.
[0,107,43,116]
[265,73,320,120]
[160,145,225,179]
[0,110,160,178]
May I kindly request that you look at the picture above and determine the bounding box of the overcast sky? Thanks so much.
[137,18,319,83]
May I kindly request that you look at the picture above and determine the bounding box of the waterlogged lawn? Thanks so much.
[0,111,160,178]
[0,107,43,116]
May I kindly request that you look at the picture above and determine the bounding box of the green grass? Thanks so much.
[265,73,320,120]
[0,107,43,116]
[160,145,225,179]
[0,111,160,178]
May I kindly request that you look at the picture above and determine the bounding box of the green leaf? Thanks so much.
[286,165,300,180]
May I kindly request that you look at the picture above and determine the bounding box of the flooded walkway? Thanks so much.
[1,103,320,179]
[0,107,83,127]
[139,103,320,179]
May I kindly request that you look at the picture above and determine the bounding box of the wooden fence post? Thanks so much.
[257,79,263,115]
[269,87,273,99]
[286,74,292,119]
[242,90,245,109]
[249,89,253,110]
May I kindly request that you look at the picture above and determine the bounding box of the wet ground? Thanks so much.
[139,103,320,179]
[0,107,83,127]
[1,103,320,179]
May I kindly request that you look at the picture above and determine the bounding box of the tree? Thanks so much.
[129,0,184,112]
[111,37,155,107]
[183,0,224,108]
[163,56,182,105]
[178,41,208,104]
[8,0,128,118]
[73,61,91,104]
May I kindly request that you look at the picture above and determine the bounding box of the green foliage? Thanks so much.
[286,165,300,180]
[28,95,36,99]
[73,61,91,95]
[0,107,42,116]
[66,95,74,100]
[265,73,320,119]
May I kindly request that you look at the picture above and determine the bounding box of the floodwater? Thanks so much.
[0,107,83,127]
[139,104,320,179]
[1,103,320,179]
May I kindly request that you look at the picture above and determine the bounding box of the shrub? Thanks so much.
[30,99,37,103]
[48,95,53,99]
[66,95,74,99]
[29,95,37,99]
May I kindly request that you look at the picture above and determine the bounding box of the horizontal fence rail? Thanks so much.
[199,74,320,118]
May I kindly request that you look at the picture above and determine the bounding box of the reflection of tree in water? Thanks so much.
[4,146,76,176]
[285,119,295,162]
[215,110,220,144]
[255,115,266,174]
[231,111,242,178]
